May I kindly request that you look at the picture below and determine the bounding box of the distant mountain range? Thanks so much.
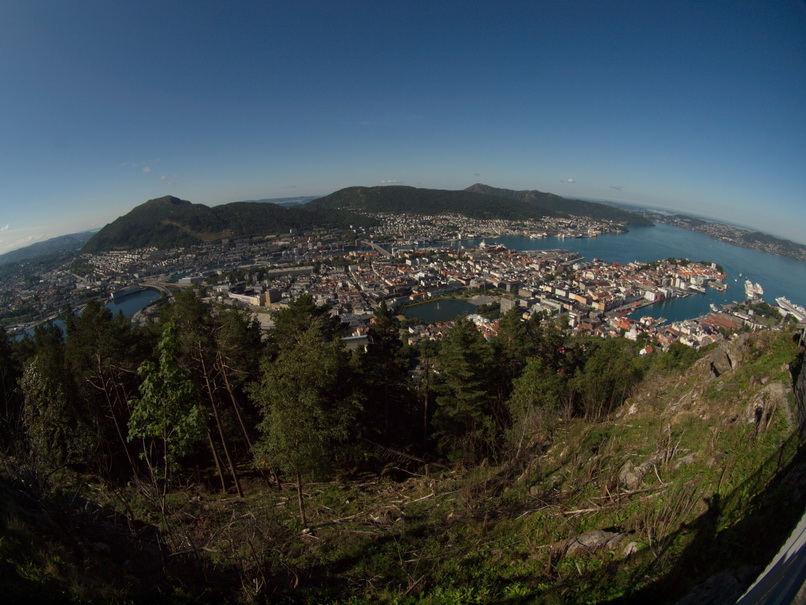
[8,185,805,263]
[79,184,651,252]
[80,196,374,253]
[234,195,321,207]
[463,184,653,225]
[0,230,95,267]
[307,183,652,225]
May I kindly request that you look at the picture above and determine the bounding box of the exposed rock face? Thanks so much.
[559,530,624,557]
[710,346,734,378]
[744,382,792,431]
[618,454,662,489]
[709,333,756,378]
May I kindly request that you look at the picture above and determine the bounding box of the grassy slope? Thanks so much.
[1,331,803,603]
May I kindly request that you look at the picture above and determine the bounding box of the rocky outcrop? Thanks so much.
[709,333,754,378]
[555,530,624,557]
[744,382,792,431]
[618,454,662,489]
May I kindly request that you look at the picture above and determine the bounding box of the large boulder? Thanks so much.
[558,530,624,557]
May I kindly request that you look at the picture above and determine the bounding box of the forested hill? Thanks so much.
[0,231,94,267]
[82,185,651,252]
[465,183,653,225]
[81,195,374,253]
[306,185,562,220]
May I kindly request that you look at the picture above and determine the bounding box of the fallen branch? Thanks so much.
[410,491,436,503]
[563,507,603,516]
[404,575,427,597]
[592,482,670,500]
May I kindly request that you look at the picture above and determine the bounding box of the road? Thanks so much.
[735,507,806,604]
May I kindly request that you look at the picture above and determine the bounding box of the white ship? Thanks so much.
[744,280,764,300]
[776,297,806,322]
[110,285,143,301]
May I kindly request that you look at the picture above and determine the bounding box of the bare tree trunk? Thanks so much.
[207,430,227,494]
[295,471,307,528]
[210,394,244,497]
[217,353,253,449]
[422,360,431,448]
[217,354,281,489]
[99,374,137,473]
[199,346,243,497]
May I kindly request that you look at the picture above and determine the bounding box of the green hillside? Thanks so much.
[0,231,95,267]
[82,195,374,252]
[307,185,561,220]
[1,296,803,603]
[465,183,653,225]
[82,185,651,252]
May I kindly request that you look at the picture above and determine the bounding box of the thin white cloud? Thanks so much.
[566,178,575,184]
[159,173,180,186]
[380,179,403,184]
[0,233,47,255]
[0,224,9,232]
[142,166,152,173]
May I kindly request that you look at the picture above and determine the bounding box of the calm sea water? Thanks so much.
[403,298,476,323]
[106,288,161,317]
[19,288,162,339]
[451,223,806,323]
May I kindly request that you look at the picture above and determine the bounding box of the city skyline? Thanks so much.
[1,1,804,254]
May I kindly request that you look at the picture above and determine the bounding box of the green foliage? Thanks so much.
[650,341,702,373]
[20,355,94,472]
[748,301,782,319]
[0,328,22,444]
[251,316,357,481]
[355,300,419,449]
[268,293,340,351]
[570,338,644,419]
[128,322,206,475]
[432,317,499,463]
[506,356,566,451]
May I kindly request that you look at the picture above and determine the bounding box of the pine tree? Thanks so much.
[357,300,418,451]
[432,317,497,464]
[251,317,356,526]
[506,357,566,455]
[0,327,23,447]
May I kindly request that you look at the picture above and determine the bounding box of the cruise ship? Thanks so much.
[776,297,806,322]
[744,280,764,300]
[110,285,143,301]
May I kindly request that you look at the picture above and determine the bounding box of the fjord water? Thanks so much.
[403,298,477,323]
[105,288,161,317]
[460,223,806,323]
[19,288,161,339]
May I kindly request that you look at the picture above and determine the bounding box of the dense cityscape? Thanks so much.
[3,211,802,351]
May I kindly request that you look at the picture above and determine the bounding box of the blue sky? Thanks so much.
[1,1,804,253]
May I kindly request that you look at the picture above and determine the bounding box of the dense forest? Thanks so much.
[0,291,803,603]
